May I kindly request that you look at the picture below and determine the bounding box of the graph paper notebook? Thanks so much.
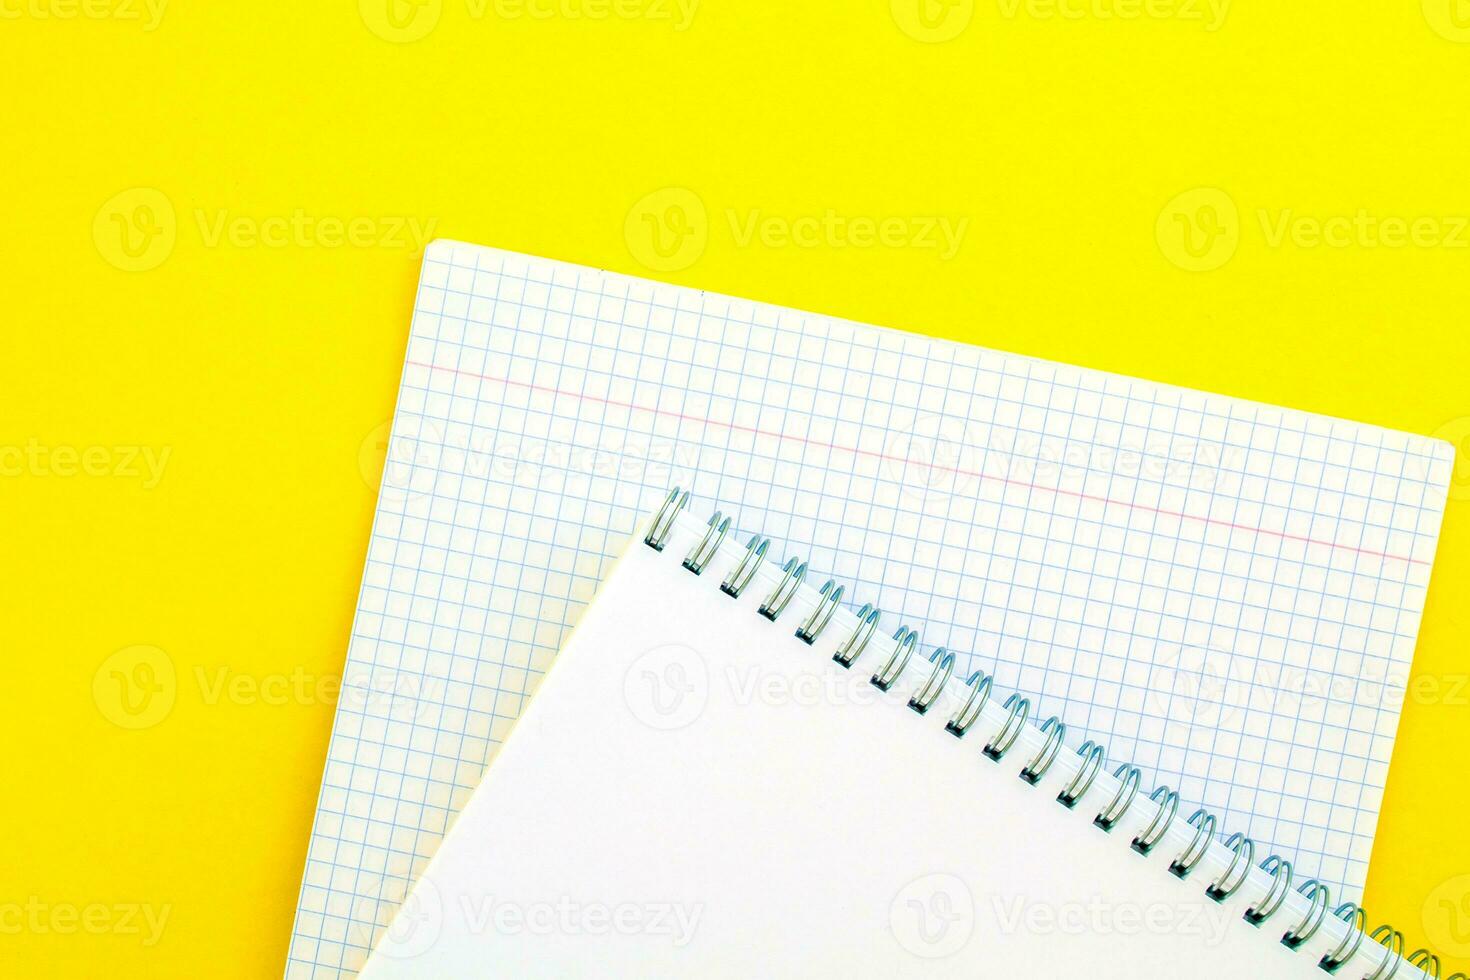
[286,241,1454,977]
[357,497,1441,979]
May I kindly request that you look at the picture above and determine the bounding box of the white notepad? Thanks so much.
[286,241,1453,977]
[356,503,1433,979]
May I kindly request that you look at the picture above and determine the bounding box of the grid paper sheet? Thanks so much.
[286,240,1453,977]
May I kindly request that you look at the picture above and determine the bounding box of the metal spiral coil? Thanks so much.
[1246,856,1294,925]
[720,534,768,598]
[796,580,843,645]
[1366,925,1405,980]
[871,627,919,691]
[1320,903,1367,971]
[1056,740,1104,809]
[1094,764,1140,832]
[1131,786,1179,855]
[758,557,806,621]
[1169,809,1215,879]
[983,693,1030,761]
[908,649,954,715]
[1207,832,1255,902]
[682,512,730,575]
[647,491,1431,980]
[833,604,880,668]
[1019,716,1065,785]
[1407,949,1441,980]
[944,671,992,737]
[1282,880,1328,950]
[644,487,689,551]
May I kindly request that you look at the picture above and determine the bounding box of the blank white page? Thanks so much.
[286,240,1453,977]
[357,514,1419,980]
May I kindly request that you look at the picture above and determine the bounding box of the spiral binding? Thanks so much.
[647,489,1449,979]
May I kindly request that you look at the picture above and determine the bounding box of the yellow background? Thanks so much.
[3,0,1469,975]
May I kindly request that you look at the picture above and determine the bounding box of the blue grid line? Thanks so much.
[284,242,1453,978]
[339,453,1430,653]
[420,272,1448,504]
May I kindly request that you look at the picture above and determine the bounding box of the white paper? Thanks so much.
[286,241,1452,977]
[357,517,1414,979]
